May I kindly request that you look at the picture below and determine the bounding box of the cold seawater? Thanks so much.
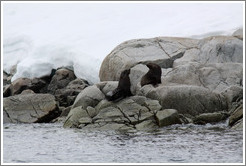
[3,122,243,163]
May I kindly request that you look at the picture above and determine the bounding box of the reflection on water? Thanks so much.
[3,122,243,163]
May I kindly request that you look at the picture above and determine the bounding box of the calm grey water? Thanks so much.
[3,122,243,163]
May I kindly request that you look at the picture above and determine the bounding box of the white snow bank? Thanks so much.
[2,2,243,83]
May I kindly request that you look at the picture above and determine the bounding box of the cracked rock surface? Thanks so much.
[3,94,60,123]
[64,96,165,131]
[99,35,242,82]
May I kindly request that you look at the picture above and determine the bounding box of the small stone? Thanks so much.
[135,120,158,131]
[63,107,89,128]
[193,112,229,125]
[155,109,182,127]
[144,99,162,112]
[229,104,243,127]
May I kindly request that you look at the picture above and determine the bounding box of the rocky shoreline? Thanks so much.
[3,29,243,131]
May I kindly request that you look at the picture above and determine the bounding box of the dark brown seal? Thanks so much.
[140,62,162,87]
[106,69,132,101]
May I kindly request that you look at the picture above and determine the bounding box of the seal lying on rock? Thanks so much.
[106,69,132,101]
[141,62,162,87]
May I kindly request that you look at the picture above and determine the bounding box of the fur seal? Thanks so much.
[140,62,162,87]
[106,69,132,101]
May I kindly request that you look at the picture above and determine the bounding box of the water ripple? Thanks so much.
[3,123,243,163]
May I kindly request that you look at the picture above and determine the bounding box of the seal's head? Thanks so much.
[120,69,131,78]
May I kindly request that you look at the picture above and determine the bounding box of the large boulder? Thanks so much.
[99,35,242,83]
[138,85,227,116]
[99,37,198,82]
[196,36,242,64]
[3,93,60,123]
[129,62,242,95]
[161,63,242,92]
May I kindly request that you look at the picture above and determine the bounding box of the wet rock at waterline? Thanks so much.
[229,103,243,128]
[62,91,229,131]
[64,96,162,130]
[3,94,60,123]
[155,109,182,127]
[193,112,229,125]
